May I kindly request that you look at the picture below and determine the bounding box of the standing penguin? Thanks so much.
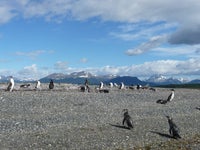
[119,82,125,89]
[122,109,133,129]
[7,76,14,92]
[99,81,104,89]
[35,80,41,90]
[167,89,175,102]
[166,116,181,139]
[49,79,54,90]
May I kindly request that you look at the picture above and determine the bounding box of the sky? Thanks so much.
[1,0,200,80]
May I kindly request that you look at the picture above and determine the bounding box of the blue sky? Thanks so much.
[0,0,200,80]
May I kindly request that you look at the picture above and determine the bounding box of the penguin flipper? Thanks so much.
[127,119,133,128]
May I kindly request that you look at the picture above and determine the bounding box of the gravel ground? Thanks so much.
[0,83,200,149]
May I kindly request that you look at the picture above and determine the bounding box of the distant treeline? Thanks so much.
[157,84,200,89]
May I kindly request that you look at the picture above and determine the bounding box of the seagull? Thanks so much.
[167,89,175,102]
[49,79,54,90]
[166,116,181,139]
[7,76,14,92]
[122,109,133,129]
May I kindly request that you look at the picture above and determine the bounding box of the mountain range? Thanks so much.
[0,71,199,86]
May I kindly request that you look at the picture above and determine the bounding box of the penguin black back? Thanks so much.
[122,109,133,129]
[166,116,181,139]
[49,79,54,90]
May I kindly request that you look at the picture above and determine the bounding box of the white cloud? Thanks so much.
[93,58,200,78]
[2,58,200,80]
[15,50,54,59]
[54,61,68,71]
[111,22,177,41]
[125,35,167,55]
[0,1,17,24]
[17,64,50,80]
[80,58,88,63]
[1,0,200,44]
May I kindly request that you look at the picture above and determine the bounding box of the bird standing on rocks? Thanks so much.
[167,89,175,102]
[7,76,14,92]
[35,80,41,90]
[122,109,133,129]
[166,116,181,139]
[49,79,54,90]
[156,89,175,104]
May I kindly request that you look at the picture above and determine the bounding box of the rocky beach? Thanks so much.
[0,83,200,149]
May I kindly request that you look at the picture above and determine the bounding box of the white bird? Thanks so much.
[35,80,41,90]
[7,76,14,92]
[167,89,175,102]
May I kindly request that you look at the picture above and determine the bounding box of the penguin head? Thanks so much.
[122,109,129,115]
[166,115,172,120]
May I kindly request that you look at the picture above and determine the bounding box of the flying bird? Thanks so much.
[122,109,133,129]
[7,76,14,92]
[166,116,181,139]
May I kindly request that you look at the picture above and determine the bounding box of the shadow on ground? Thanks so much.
[150,131,175,139]
[109,123,131,130]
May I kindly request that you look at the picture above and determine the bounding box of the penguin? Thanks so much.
[166,116,181,139]
[119,82,125,89]
[35,80,41,90]
[99,81,104,89]
[7,76,14,92]
[20,83,30,88]
[122,109,133,129]
[49,79,54,90]
[109,82,113,88]
[196,107,200,110]
[156,99,168,104]
[167,89,175,102]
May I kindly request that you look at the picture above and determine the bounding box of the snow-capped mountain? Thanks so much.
[146,74,167,83]
[146,74,183,85]
[69,71,93,78]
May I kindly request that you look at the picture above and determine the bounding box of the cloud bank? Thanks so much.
[5,58,198,80]
[0,0,200,45]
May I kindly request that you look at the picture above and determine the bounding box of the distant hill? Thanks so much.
[107,76,147,86]
[1,72,200,86]
[39,71,111,85]
[189,79,200,84]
